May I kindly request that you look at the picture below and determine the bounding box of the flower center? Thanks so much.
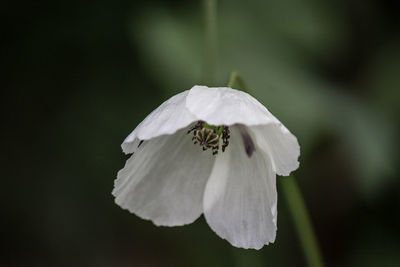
[187,121,230,155]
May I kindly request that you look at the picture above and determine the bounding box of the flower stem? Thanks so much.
[226,70,249,93]
[203,0,217,85]
[225,72,325,266]
[280,176,325,267]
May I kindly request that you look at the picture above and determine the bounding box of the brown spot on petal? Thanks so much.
[138,140,144,147]
[240,130,255,158]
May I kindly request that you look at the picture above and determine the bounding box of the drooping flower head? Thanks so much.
[113,85,300,249]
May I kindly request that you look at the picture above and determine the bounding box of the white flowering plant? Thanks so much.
[112,85,300,249]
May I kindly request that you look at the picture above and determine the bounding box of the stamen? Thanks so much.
[187,121,230,155]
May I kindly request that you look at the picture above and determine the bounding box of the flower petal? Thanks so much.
[203,126,277,249]
[250,124,300,176]
[113,127,215,226]
[122,90,197,154]
[186,86,279,126]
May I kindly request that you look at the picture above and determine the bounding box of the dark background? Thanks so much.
[2,0,400,266]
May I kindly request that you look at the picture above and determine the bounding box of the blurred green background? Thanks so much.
[2,0,400,266]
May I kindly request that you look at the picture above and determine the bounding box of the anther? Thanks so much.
[188,121,230,155]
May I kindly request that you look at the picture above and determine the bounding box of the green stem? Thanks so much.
[280,176,325,267]
[226,72,325,267]
[226,71,238,87]
[226,70,249,93]
[203,0,217,85]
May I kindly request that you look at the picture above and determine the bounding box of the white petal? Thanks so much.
[250,124,300,176]
[122,90,197,154]
[120,138,142,155]
[113,127,215,226]
[203,126,277,249]
[186,86,279,126]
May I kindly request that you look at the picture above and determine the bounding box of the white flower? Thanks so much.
[112,85,300,249]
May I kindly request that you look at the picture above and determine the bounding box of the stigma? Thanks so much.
[187,121,230,155]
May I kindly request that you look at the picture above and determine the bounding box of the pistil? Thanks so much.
[187,121,230,155]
